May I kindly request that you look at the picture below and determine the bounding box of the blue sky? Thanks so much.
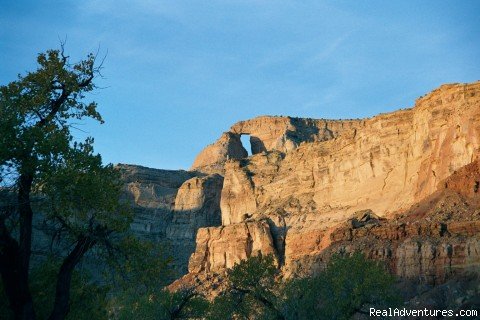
[1,1,479,169]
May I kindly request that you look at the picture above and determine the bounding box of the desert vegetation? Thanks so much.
[113,253,399,320]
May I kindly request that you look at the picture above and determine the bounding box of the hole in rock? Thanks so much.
[240,134,253,156]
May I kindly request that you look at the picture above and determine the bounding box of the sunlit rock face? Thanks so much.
[184,82,480,282]
[312,160,480,284]
[190,132,247,174]
[122,82,480,286]
[191,115,361,173]
[188,220,278,274]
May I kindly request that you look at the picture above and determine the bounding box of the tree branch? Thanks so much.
[48,236,96,320]
[232,286,285,320]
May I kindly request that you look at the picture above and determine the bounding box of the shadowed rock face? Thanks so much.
[119,164,197,240]
[167,174,224,273]
[118,165,224,275]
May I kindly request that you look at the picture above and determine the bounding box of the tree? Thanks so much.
[114,287,209,320]
[207,252,399,320]
[282,252,400,319]
[0,46,133,319]
[0,258,110,320]
[209,254,284,320]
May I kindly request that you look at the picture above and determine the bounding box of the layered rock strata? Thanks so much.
[120,82,480,287]
[299,160,480,284]
[184,82,480,282]
[118,165,224,275]
[191,116,361,172]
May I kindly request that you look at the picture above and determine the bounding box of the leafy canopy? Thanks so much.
[209,254,283,320]
[0,47,171,320]
[0,48,103,180]
[282,252,400,320]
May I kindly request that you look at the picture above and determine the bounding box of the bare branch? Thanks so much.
[58,36,69,65]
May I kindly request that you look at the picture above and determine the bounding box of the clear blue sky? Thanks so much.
[1,1,479,170]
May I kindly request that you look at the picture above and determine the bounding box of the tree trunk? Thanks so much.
[0,222,23,318]
[47,237,96,320]
[0,240,36,320]
[0,169,36,319]
[16,173,36,320]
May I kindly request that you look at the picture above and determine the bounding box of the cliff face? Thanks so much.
[191,132,247,174]
[323,160,480,284]
[118,165,224,275]
[191,116,360,173]
[122,82,480,286]
[188,220,279,274]
[185,82,480,281]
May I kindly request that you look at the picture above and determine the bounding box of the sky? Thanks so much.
[1,1,479,170]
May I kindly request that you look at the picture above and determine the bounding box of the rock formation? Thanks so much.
[191,132,247,173]
[119,164,196,239]
[183,82,480,284]
[305,159,480,284]
[120,82,480,290]
[118,165,224,275]
[188,220,278,274]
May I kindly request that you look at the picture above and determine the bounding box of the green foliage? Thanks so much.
[109,239,198,320]
[281,276,322,319]
[107,235,173,292]
[319,252,399,318]
[0,47,172,319]
[0,48,103,180]
[227,254,278,291]
[104,252,399,320]
[282,252,400,320]
[113,288,209,320]
[31,259,109,320]
[209,254,283,320]
[0,259,109,320]
[0,46,130,241]
[38,138,133,241]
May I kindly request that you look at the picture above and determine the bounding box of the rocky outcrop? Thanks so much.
[287,158,480,283]
[118,165,224,275]
[220,161,258,225]
[191,116,361,172]
[229,116,359,154]
[183,82,480,283]
[188,220,278,274]
[119,82,480,291]
[119,164,197,240]
[166,174,224,271]
[222,83,479,227]
[191,132,247,173]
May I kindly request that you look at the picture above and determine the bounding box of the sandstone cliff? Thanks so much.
[118,165,224,275]
[302,159,480,284]
[183,82,480,281]
[121,82,480,289]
